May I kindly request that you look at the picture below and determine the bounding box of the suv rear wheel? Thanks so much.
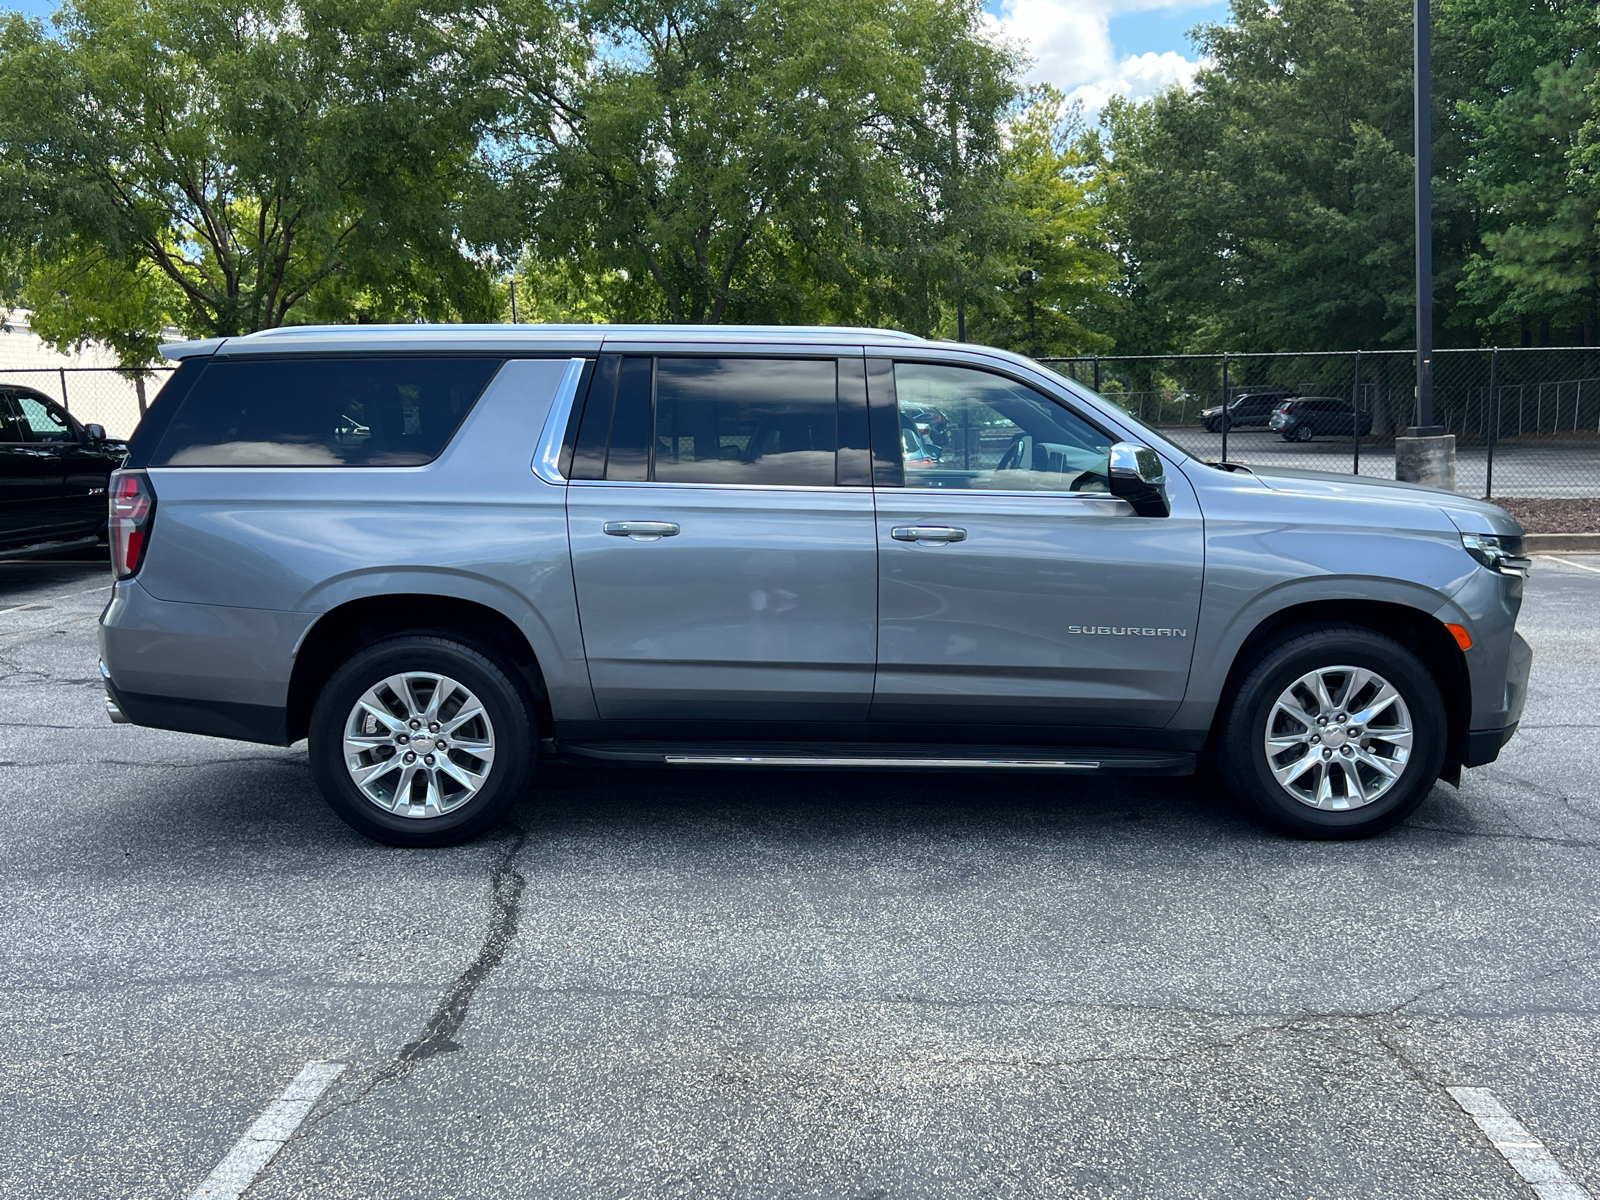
[1217,625,1447,838]
[308,635,535,846]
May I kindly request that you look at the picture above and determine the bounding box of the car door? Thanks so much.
[1333,400,1357,436]
[1246,395,1282,425]
[869,358,1205,729]
[566,351,878,722]
[0,390,71,544]
[16,389,110,530]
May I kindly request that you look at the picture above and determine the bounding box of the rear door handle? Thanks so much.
[891,526,967,544]
[603,521,680,541]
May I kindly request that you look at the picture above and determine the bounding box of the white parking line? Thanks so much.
[188,1061,345,1200]
[1536,555,1600,575]
[1448,1087,1594,1200]
[0,584,109,617]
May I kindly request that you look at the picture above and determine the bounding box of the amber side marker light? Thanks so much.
[1445,623,1474,651]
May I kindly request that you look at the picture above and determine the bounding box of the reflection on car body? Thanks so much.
[99,325,1531,849]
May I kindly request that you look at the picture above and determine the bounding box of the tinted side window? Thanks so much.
[604,356,654,483]
[15,393,75,443]
[0,395,25,443]
[651,358,837,487]
[892,363,1111,492]
[151,357,504,467]
[124,359,206,468]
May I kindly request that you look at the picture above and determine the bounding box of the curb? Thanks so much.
[1525,532,1600,553]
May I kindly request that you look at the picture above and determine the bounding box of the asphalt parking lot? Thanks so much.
[3,552,1599,1200]
[1164,429,1600,497]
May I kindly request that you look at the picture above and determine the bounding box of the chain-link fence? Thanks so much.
[1044,347,1600,498]
[0,365,174,440]
[12,351,1600,498]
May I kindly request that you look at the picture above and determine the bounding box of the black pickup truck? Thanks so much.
[0,384,127,558]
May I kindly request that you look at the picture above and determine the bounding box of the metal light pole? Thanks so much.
[1395,0,1456,488]
[1413,0,1434,433]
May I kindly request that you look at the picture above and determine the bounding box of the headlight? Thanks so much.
[1461,533,1530,576]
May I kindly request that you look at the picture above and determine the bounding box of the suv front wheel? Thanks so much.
[1217,625,1447,838]
[308,635,535,846]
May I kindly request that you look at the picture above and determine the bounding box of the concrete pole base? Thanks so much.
[1395,432,1457,491]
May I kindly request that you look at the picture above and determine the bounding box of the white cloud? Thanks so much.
[987,0,1207,114]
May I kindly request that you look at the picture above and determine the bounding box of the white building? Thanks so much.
[0,311,163,438]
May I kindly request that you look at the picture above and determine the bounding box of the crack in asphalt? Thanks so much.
[388,826,530,1074]
[296,824,530,1140]
[1409,824,1600,850]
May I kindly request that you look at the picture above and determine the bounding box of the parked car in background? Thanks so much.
[101,325,1529,848]
[902,404,951,450]
[0,385,126,557]
[1201,389,1297,432]
[1271,397,1374,442]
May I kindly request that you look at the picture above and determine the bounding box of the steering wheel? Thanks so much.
[996,433,1030,472]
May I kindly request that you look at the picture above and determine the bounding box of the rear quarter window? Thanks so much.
[150,356,504,467]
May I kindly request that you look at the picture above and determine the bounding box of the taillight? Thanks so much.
[1277,403,1293,414]
[109,470,156,579]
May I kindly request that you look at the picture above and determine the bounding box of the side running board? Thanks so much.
[560,742,1195,776]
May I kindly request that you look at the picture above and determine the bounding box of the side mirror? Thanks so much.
[84,423,107,442]
[1108,442,1170,517]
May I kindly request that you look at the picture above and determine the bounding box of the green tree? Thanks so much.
[1100,0,1474,353]
[965,87,1120,358]
[1451,0,1598,345]
[490,0,1018,330]
[0,0,509,337]
[14,243,182,370]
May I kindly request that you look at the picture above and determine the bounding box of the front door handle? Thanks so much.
[603,520,680,541]
[891,526,967,545]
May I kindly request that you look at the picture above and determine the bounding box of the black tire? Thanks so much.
[1290,423,1315,442]
[1216,625,1447,839]
[1205,419,1220,433]
[309,635,535,847]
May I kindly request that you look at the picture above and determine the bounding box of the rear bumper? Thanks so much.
[104,677,287,744]
[99,579,309,745]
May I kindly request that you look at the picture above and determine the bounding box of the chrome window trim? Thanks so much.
[565,479,1121,501]
[531,357,589,484]
[891,487,1127,503]
[567,478,873,495]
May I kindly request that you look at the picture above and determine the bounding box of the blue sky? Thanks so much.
[1106,2,1227,59]
[983,0,1227,111]
[6,0,1227,112]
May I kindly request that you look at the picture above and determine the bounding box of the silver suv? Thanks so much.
[99,326,1532,845]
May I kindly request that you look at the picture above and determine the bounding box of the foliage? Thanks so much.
[1451,0,1599,344]
[488,0,1019,332]
[1098,0,1471,354]
[7,0,1600,359]
[0,0,507,340]
[1097,0,1600,353]
[962,87,1120,358]
[13,243,183,369]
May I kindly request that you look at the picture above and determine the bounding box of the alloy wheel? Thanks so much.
[1262,665,1413,810]
[341,672,496,819]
